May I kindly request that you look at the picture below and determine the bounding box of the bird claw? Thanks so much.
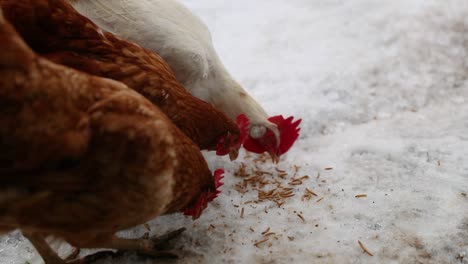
[66,250,177,264]
[64,248,81,261]
[130,227,185,259]
[65,228,186,264]
[136,250,179,259]
[151,227,186,249]
[66,250,123,264]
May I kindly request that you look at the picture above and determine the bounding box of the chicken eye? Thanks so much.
[249,125,266,139]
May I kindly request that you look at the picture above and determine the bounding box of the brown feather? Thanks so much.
[0,8,214,245]
[0,0,240,151]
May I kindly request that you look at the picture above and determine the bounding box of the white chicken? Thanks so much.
[69,0,301,161]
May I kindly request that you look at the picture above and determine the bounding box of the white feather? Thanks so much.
[70,0,275,131]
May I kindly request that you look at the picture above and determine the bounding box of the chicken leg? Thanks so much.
[22,232,65,264]
[24,228,185,264]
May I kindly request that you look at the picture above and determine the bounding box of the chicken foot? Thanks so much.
[66,227,186,263]
[23,228,185,264]
[64,248,81,261]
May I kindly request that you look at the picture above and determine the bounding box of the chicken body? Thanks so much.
[0,0,241,156]
[0,9,218,262]
[68,0,301,161]
[69,0,271,124]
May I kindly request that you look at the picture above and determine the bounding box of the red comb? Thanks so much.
[237,114,302,155]
[268,115,302,155]
[183,169,224,219]
[211,169,225,199]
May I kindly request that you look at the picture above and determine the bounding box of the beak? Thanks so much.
[264,122,280,148]
[192,209,202,220]
[229,148,239,161]
[268,151,280,164]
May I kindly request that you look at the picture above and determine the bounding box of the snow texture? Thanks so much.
[1,0,468,263]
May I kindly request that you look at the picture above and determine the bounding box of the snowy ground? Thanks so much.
[2,0,468,263]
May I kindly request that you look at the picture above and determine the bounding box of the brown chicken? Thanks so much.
[0,0,242,160]
[0,9,223,264]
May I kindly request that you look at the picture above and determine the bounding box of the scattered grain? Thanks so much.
[297,214,305,222]
[358,240,374,256]
[261,227,271,235]
[306,188,318,196]
[254,238,269,248]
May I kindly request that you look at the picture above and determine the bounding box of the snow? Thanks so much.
[2,0,468,263]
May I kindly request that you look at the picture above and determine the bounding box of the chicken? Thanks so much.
[0,8,223,263]
[0,0,242,160]
[68,0,302,162]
